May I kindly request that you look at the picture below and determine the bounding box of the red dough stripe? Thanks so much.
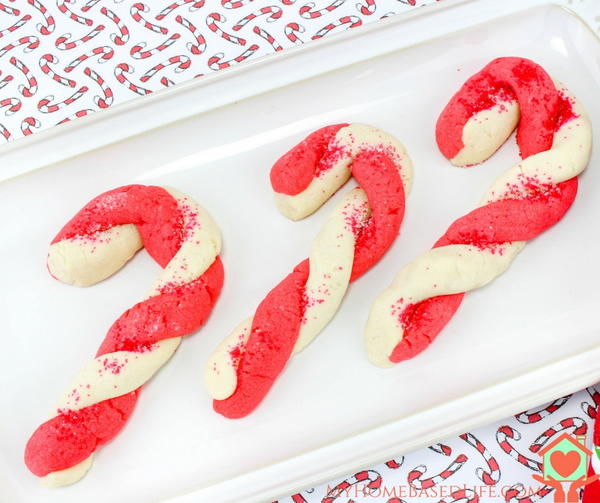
[443,180,578,246]
[390,178,578,363]
[52,185,182,268]
[214,150,405,418]
[26,261,223,476]
[214,259,309,419]
[270,123,348,195]
[389,58,581,364]
[98,258,224,356]
[25,392,139,477]
[350,152,407,281]
[25,185,223,477]
[436,57,559,161]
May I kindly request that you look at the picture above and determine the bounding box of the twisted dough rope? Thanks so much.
[365,57,592,367]
[25,184,223,486]
[205,123,412,418]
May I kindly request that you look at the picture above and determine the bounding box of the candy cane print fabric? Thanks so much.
[276,390,600,503]
[25,185,223,486]
[205,123,412,418]
[0,0,439,142]
[364,57,592,368]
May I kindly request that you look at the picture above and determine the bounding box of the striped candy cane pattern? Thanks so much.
[80,0,100,13]
[0,0,440,142]
[54,24,104,50]
[460,433,501,485]
[56,0,92,27]
[130,3,167,34]
[407,454,468,490]
[0,14,32,38]
[582,387,600,419]
[529,417,587,453]
[232,5,283,29]
[3,1,598,499]
[0,122,11,140]
[130,32,181,59]
[385,457,404,469]
[20,115,40,134]
[155,0,206,21]
[114,62,151,95]
[140,54,191,82]
[269,391,599,503]
[356,0,377,16]
[365,57,593,368]
[221,0,254,9]
[24,185,223,487]
[205,123,412,418]
[299,0,346,19]
[39,53,76,86]
[0,0,596,146]
[312,15,362,39]
[252,25,282,51]
[175,14,207,55]
[206,12,246,45]
[207,43,259,70]
[0,35,40,57]
[100,6,129,45]
[37,85,88,112]
[290,493,308,503]
[284,21,305,43]
[429,443,453,456]
[496,426,542,473]
[10,56,37,96]
[504,483,553,503]
[56,107,93,124]
[28,0,55,35]
[0,2,20,17]
[515,395,572,424]
[83,66,112,108]
[0,69,13,90]
[63,45,114,72]
[0,96,21,115]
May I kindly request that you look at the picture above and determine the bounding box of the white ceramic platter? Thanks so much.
[1,1,600,502]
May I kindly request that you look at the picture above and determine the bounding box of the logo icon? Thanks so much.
[531,432,598,502]
[541,433,589,482]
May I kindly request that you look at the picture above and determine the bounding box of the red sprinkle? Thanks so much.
[270,124,348,195]
[436,57,559,161]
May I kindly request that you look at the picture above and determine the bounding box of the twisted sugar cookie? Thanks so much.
[205,123,412,418]
[25,185,223,486]
[365,57,592,367]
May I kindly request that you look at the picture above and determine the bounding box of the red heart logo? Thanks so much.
[550,450,581,478]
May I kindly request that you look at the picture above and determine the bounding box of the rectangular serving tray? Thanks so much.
[2,1,600,502]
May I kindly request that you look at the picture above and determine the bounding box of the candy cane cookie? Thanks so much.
[365,57,592,367]
[205,123,412,418]
[25,185,223,486]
